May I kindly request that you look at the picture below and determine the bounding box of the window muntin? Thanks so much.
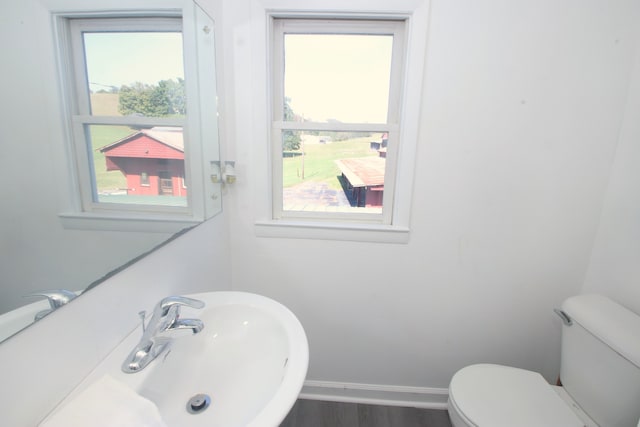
[272,19,405,224]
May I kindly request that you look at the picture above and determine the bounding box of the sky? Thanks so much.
[284,34,393,124]
[82,31,393,124]
[83,32,184,91]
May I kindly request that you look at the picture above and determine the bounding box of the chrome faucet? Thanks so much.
[24,289,78,321]
[122,296,205,373]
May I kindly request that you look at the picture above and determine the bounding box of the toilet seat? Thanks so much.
[448,364,585,427]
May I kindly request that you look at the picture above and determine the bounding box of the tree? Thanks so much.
[118,79,185,117]
[157,78,186,115]
[282,97,301,151]
[118,82,162,116]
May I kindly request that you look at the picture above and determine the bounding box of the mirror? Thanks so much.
[0,2,220,343]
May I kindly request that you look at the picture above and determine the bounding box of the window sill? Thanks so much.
[254,220,410,243]
[59,212,201,233]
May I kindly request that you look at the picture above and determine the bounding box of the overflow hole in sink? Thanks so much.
[186,393,211,414]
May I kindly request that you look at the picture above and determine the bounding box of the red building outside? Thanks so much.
[100,127,186,197]
[334,133,388,208]
[335,157,385,207]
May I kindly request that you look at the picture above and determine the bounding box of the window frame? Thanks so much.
[255,6,429,243]
[270,18,406,225]
[51,5,221,232]
[67,17,191,216]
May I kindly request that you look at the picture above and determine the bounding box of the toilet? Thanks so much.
[447,294,640,427]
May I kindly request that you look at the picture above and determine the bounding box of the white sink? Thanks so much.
[45,292,309,427]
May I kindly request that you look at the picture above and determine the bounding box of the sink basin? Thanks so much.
[45,292,309,427]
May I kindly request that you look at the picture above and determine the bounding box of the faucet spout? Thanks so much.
[24,289,78,321]
[170,318,205,334]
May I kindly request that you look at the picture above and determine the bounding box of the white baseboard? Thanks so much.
[299,380,449,410]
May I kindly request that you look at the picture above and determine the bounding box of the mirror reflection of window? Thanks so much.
[57,9,222,226]
[70,19,190,209]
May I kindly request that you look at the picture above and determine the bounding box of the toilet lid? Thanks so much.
[449,364,584,427]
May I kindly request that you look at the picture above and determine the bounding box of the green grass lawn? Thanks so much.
[283,135,381,189]
[87,93,132,192]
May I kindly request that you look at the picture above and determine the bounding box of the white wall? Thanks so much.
[224,0,639,398]
[0,0,177,315]
[582,10,640,312]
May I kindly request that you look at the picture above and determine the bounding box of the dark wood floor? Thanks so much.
[280,399,453,427]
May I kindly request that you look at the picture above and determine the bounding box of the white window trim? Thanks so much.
[252,2,430,243]
[271,18,405,225]
[50,1,220,233]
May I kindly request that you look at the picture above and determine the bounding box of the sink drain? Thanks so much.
[186,393,211,414]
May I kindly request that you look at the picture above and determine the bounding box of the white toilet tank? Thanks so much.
[560,294,640,427]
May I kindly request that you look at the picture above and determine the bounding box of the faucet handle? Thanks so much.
[24,289,77,309]
[157,296,205,317]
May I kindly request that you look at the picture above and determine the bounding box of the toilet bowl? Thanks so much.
[447,294,640,427]
[447,364,594,427]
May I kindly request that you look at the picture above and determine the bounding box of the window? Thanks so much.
[257,8,430,242]
[271,18,406,226]
[67,17,190,209]
[53,5,221,231]
[140,172,150,187]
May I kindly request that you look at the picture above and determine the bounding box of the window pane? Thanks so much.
[83,32,185,117]
[88,125,187,207]
[283,34,393,124]
[282,131,386,213]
